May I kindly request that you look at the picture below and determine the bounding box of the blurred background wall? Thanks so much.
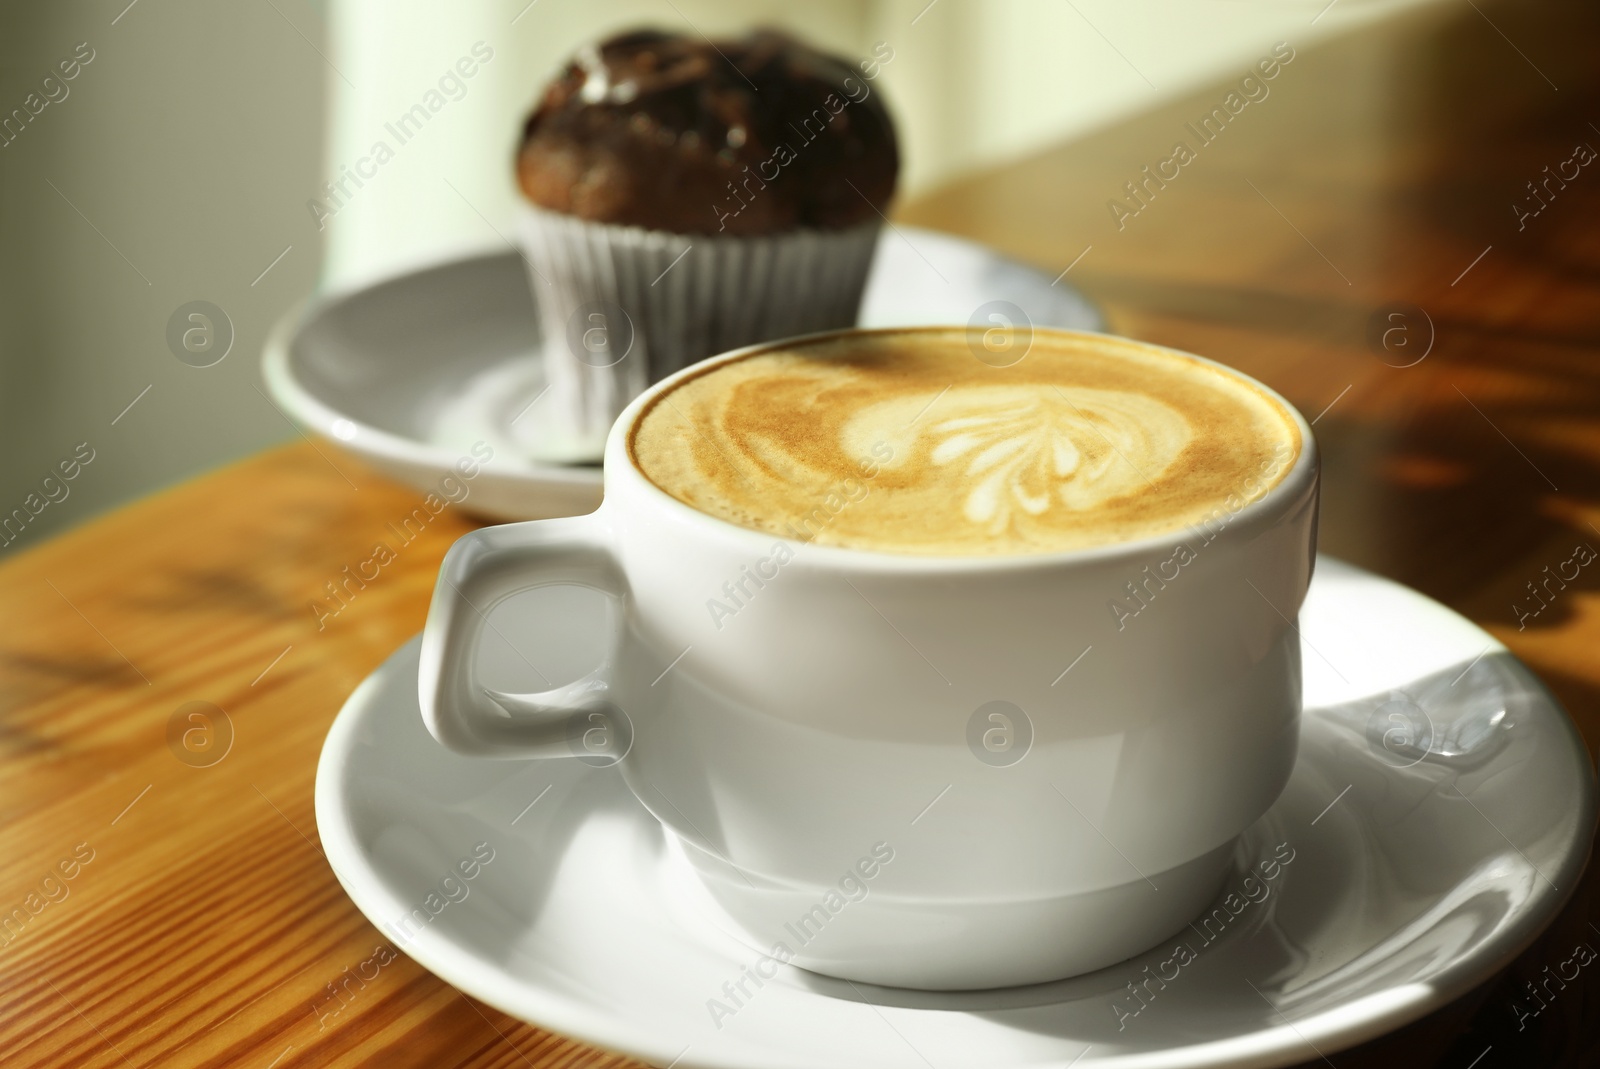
[0,0,1441,551]
[0,0,327,553]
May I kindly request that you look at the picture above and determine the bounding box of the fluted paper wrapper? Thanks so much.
[516,204,880,462]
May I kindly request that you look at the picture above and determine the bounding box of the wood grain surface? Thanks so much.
[3,1,1599,1066]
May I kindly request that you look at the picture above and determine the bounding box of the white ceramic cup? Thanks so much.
[418,327,1319,990]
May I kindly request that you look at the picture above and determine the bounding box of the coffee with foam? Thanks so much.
[629,329,1302,556]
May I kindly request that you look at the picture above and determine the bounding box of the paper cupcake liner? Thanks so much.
[515,204,880,462]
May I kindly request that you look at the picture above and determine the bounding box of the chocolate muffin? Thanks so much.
[511,29,900,463]
[516,29,899,236]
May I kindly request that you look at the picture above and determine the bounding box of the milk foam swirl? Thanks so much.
[629,330,1302,556]
[844,386,1192,536]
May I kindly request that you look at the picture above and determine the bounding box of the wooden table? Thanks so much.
[4,1,1598,1065]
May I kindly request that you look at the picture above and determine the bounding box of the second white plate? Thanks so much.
[262,228,1103,520]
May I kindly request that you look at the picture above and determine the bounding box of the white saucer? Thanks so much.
[314,557,1595,1069]
[263,228,1104,521]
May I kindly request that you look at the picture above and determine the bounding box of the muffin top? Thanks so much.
[516,29,898,236]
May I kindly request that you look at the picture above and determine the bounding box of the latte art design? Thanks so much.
[630,330,1302,556]
[849,387,1192,534]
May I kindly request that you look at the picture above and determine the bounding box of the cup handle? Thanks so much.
[418,516,627,759]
